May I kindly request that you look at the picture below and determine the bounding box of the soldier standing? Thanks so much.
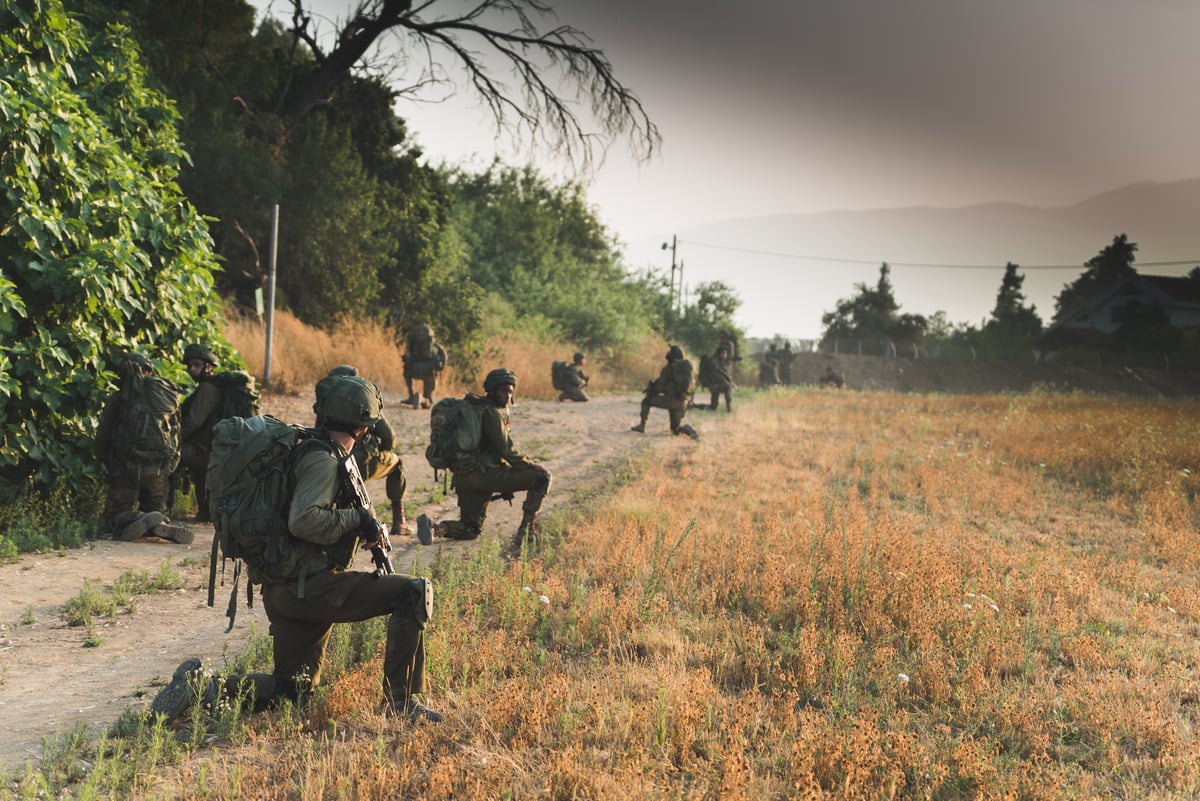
[178,343,221,520]
[706,345,735,412]
[402,323,447,409]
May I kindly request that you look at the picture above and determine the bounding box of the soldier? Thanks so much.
[556,351,590,402]
[819,366,846,389]
[705,345,735,412]
[151,376,441,723]
[416,368,552,549]
[777,341,795,385]
[402,323,447,409]
[631,345,699,439]
[94,352,193,544]
[758,345,781,389]
[178,343,221,520]
[315,365,413,537]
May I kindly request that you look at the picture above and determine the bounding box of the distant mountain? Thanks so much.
[671,179,1200,336]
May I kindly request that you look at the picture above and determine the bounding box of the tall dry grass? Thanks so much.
[49,389,1200,799]
[223,309,668,400]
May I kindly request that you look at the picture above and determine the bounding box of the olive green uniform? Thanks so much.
[94,384,176,535]
[557,362,590,403]
[706,350,734,412]
[636,355,695,435]
[439,396,551,539]
[315,372,407,507]
[179,378,221,512]
[230,440,428,708]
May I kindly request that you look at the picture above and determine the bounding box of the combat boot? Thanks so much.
[512,512,540,550]
[406,393,421,410]
[383,697,443,723]
[415,514,437,545]
[149,658,204,722]
[630,422,645,433]
[390,502,414,537]
[677,423,700,441]
[119,511,166,541]
[154,520,195,545]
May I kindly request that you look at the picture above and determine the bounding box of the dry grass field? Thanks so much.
[42,388,1188,800]
[224,309,668,399]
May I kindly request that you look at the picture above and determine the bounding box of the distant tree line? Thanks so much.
[818,234,1200,366]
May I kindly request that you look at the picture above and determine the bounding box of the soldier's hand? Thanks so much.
[357,509,386,549]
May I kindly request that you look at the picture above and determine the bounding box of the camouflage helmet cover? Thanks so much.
[315,376,383,428]
[327,364,358,378]
[572,351,585,363]
[666,345,684,361]
[483,367,518,392]
[183,343,218,365]
[122,352,153,372]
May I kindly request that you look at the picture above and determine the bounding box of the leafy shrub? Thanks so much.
[0,1,224,492]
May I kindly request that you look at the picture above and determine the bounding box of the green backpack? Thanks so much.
[406,324,435,362]
[551,360,573,391]
[211,370,261,419]
[425,396,484,473]
[116,373,181,466]
[206,415,329,629]
[666,358,695,399]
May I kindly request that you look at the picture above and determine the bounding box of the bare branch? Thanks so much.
[272,0,660,168]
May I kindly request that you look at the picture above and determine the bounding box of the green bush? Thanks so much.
[0,1,224,492]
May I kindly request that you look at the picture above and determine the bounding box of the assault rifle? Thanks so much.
[338,454,394,576]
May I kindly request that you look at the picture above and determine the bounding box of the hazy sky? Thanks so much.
[254,0,1200,339]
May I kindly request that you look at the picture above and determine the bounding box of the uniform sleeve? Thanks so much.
[181,382,221,439]
[288,445,363,545]
[481,406,535,470]
[373,416,396,452]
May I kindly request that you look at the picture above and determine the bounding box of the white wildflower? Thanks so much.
[897,673,910,684]
[539,595,550,605]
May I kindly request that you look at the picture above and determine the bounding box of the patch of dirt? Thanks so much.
[0,391,658,769]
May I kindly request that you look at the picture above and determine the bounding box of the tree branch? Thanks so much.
[271,0,659,168]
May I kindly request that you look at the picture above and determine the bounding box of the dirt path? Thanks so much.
[0,391,681,770]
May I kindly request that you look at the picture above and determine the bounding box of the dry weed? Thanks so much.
[143,390,1200,799]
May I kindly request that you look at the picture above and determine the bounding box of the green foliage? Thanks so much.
[1054,233,1138,323]
[0,472,104,551]
[666,280,743,356]
[820,263,927,351]
[0,1,224,490]
[446,164,660,351]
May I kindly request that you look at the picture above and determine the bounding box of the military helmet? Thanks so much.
[666,345,684,361]
[483,367,518,392]
[315,376,382,428]
[327,364,358,378]
[183,343,218,366]
[572,351,585,363]
[122,352,153,374]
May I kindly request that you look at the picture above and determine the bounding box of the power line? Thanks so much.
[679,239,1200,271]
